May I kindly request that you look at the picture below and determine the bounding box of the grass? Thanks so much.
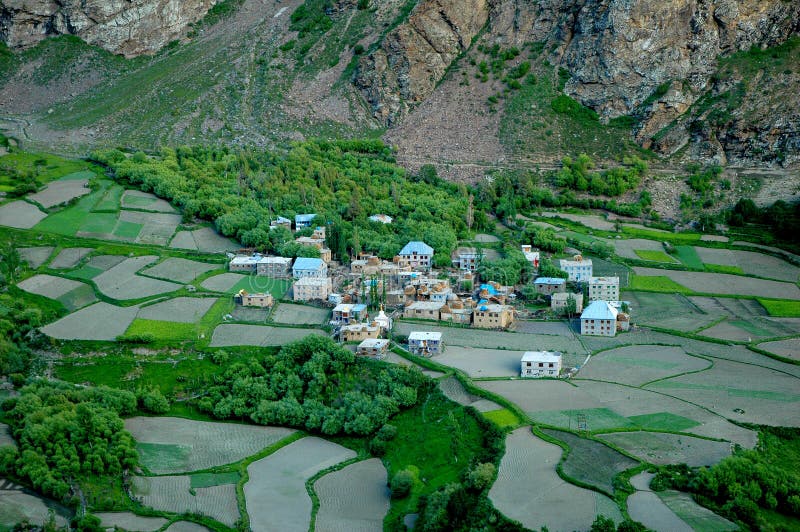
[634,249,679,263]
[674,245,704,269]
[0,149,97,192]
[224,275,291,299]
[113,220,143,239]
[190,471,239,489]
[55,357,136,387]
[383,388,485,529]
[34,181,111,235]
[703,263,744,275]
[531,407,636,432]
[93,185,124,211]
[137,443,191,473]
[482,408,520,428]
[122,194,157,208]
[757,298,800,317]
[79,212,118,234]
[64,265,104,280]
[621,227,701,244]
[125,319,197,342]
[728,319,775,337]
[627,412,700,432]
[628,275,692,294]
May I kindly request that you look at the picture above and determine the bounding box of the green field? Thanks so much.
[79,212,118,234]
[621,227,702,244]
[190,471,239,488]
[758,298,800,317]
[627,412,700,432]
[93,184,124,211]
[137,443,191,473]
[634,249,679,263]
[64,265,104,280]
[629,275,692,294]
[482,409,520,428]
[33,181,110,235]
[704,264,744,275]
[113,220,143,239]
[125,319,197,341]
[530,408,636,432]
[674,246,704,269]
[0,149,96,192]
[225,275,291,299]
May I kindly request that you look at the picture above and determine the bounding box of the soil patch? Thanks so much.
[314,458,390,532]
[632,267,800,299]
[141,257,219,284]
[209,324,325,347]
[17,274,84,299]
[137,297,218,323]
[18,246,53,268]
[93,256,182,300]
[756,338,800,361]
[271,303,331,325]
[28,178,90,208]
[579,345,711,386]
[0,200,47,228]
[170,227,237,253]
[599,432,731,467]
[41,301,139,340]
[132,476,238,527]
[49,247,93,269]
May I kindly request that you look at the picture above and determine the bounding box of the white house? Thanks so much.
[580,300,618,337]
[588,276,619,301]
[369,214,393,224]
[357,338,390,358]
[292,257,327,279]
[229,254,262,272]
[399,241,434,269]
[521,245,540,268]
[559,255,593,282]
[520,351,562,378]
[408,331,443,356]
[451,247,481,271]
[256,256,293,277]
[292,277,332,301]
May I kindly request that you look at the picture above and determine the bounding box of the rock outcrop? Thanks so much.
[354,0,490,125]
[0,0,217,57]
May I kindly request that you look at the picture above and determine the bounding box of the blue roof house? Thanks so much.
[399,241,434,270]
[293,257,327,279]
[295,214,317,229]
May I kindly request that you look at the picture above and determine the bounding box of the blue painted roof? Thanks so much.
[534,277,566,284]
[399,241,433,255]
[293,257,324,271]
[352,304,367,312]
[295,214,317,223]
[479,283,498,295]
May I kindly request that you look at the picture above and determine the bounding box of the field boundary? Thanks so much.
[306,456,365,532]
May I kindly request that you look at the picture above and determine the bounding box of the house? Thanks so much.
[332,303,368,325]
[270,216,292,230]
[369,214,393,224]
[473,303,515,329]
[295,214,317,229]
[429,285,452,303]
[357,338,390,358]
[294,236,331,263]
[292,277,332,301]
[551,292,584,315]
[534,277,567,295]
[588,276,620,302]
[340,322,381,342]
[520,351,562,378]
[580,300,618,337]
[559,255,593,282]
[328,293,344,305]
[312,226,326,240]
[521,245,540,268]
[256,256,293,278]
[403,301,445,320]
[399,241,434,270]
[234,289,274,308]
[292,257,327,279]
[229,254,262,272]
[386,290,405,306]
[451,247,481,272]
[439,303,473,325]
[408,331,443,356]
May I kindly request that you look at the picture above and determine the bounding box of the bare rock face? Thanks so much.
[355,0,490,125]
[0,0,217,57]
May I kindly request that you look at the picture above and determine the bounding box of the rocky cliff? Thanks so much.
[0,0,216,57]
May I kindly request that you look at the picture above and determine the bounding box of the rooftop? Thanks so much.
[334,303,367,312]
[581,300,618,320]
[534,277,566,285]
[590,276,619,284]
[359,338,389,348]
[400,241,434,255]
[476,303,511,313]
[293,257,325,270]
[295,213,317,223]
[521,351,562,363]
[409,331,442,341]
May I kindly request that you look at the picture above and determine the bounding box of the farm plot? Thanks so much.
[170,227,237,253]
[18,246,53,268]
[540,212,616,230]
[245,437,356,532]
[439,377,500,412]
[489,427,621,531]
[132,476,238,527]
[28,177,90,208]
[201,273,248,293]
[614,239,669,260]
[632,267,800,299]
[121,190,178,213]
[698,318,799,342]
[579,345,711,386]
[512,320,574,336]
[95,512,168,532]
[231,306,269,323]
[598,432,732,466]
[93,256,182,300]
[141,258,219,284]
[620,292,718,331]
[272,303,330,325]
[314,458,389,532]
[436,346,537,378]
[380,352,444,378]
[209,324,324,347]
[0,491,70,529]
[125,417,296,474]
[41,301,139,340]
[628,490,692,532]
[694,247,799,282]
[119,210,182,246]
[657,490,737,531]
[94,184,124,211]
[646,358,800,427]
[165,522,212,532]
[49,247,93,269]
[757,338,800,362]
[0,200,47,228]
[137,297,218,323]
[394,321,586,353]
[33,182,108,235]
[18,274,84,300]
[56,284,97,311]
[541,428,638,494]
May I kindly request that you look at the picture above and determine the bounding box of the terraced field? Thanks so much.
[314,458,390,532]
[132,476,239,526]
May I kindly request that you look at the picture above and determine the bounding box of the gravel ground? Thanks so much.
[41,301,140,340]
[632,266,800,299]
[133,476,239,527]
[271,303,331,325]
[95,512,167,532]
[209,324,325,347]
[28,179,90,208]
[137,297,218,323]
[18,246,53,268]
[94,256,182,300]
[599,432,731,467]
[17,274,84,299]
[0,200,47,228]
[125,417,296,474]
[314,458,389,532]
[141,257,219,283]
[245,437,356,532]
[489,427,621,531]
[49,247,93,269]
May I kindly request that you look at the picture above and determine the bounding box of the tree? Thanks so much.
[390,469,415,498]
[565,294,577,318]
[465,463,496,492]
[0,243,21,283]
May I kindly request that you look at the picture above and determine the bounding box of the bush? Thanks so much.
[137,387,170,414]
[390,468,415,499]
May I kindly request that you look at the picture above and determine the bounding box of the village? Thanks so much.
[228,214,631,379]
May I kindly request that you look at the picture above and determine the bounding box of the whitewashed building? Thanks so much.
[580,300,618,337]
[588,276,619,302]
[399,241,434,270]
[408,331,443,356]
[559,255,593,282]
[521,245,540,268]
[292,277,332,302]
[520,351,562,378]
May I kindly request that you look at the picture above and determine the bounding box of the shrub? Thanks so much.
[390,468,415,498]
